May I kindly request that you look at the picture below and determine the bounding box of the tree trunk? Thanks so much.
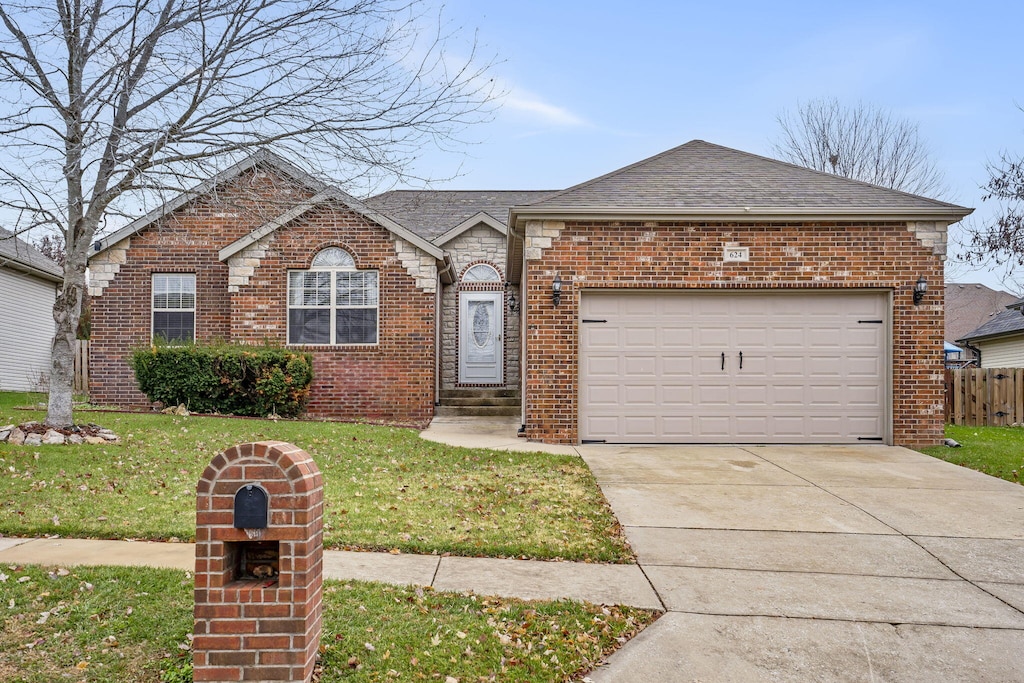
[46,261,85,427]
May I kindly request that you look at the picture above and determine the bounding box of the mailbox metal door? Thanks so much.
[234,484,269,528]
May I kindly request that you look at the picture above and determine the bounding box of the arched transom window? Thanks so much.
[288,247,378,345]
[462,263,501,283]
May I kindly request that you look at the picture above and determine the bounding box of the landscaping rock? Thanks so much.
[42,429,66,445]
[0,422,119,445]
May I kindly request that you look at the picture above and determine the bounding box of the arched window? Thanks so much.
[462,263,501,283]
[288,247,378,345]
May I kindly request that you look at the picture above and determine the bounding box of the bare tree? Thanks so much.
[772,98,947,198]
[0,0,495,427]
[961,150,1024,273]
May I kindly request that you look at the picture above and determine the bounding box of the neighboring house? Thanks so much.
[0,228,63,392]
[944,282,1018,363]
[957,299,1024,368]
[87,140,971,447]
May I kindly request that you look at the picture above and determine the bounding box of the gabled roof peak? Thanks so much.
[513,139,972,220]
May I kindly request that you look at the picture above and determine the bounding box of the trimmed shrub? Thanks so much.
[129,342,313,418]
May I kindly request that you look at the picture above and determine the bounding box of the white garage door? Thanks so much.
[579,290,889,444]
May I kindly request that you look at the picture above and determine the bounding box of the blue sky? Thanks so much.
[406,0,1024,292]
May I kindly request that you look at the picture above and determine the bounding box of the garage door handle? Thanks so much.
[739,351,743,369]
[721,352,725,371]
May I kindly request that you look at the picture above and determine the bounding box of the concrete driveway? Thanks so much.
[579,443,1024,682]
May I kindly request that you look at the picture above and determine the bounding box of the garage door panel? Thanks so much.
[661,355,695,376]
[661,384,694,406]
[733,389,769,407]
[624,356,657,376]
[697,327,730,346]
[585,354,620,377]
[579,290,889,444]
[624,327,657,347]
[624,384,657,404]
[585,384,620,405]
[697,383,731,405]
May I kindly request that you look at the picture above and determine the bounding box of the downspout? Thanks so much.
[435,257,455,407]
[508,225,527,435]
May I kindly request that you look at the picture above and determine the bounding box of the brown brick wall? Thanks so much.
[89,172,436,426]
[522,220,946,447]
[228,204,435,425]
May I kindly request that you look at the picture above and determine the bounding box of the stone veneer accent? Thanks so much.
[87,237,130,296]
[907,221,948,257]
[226,236,273,293]
[394,236,438,293]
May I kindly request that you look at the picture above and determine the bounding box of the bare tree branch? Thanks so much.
[771,97,947,199]
[0,0,497,426]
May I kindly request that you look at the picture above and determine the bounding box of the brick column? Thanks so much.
[194,441,323,682]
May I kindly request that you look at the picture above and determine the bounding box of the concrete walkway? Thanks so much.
[5,417,1024,681]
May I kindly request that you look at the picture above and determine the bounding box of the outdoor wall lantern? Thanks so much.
[913,276,927,305]
[552,273,563,307]
[505,282,520,314]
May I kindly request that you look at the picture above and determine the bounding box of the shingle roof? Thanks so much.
[514,140,972,218]
[365,190,557,241]
[958,302,1024,343]
[945,283,1020,343]
[0,227,63,281]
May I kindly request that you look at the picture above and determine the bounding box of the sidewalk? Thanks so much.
[0,535,660,610]
[0,417,659,609]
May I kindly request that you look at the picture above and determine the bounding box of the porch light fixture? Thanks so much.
[913,276,927,305]
[552,273,563,307]
[505,282,520,314]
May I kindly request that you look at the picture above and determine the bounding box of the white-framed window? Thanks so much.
[462,263,501,282]
[152,273,196,343]
[288,247,378,345]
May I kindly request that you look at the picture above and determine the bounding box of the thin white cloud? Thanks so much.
[503,90,589,128]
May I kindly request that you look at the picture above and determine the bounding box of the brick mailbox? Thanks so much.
[194,441,324,682]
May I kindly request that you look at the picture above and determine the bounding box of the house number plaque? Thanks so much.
[723,246,750,262]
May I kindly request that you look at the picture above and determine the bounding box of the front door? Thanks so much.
[459,291,503,384]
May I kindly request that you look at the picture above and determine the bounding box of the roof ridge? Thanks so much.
[522,140,707,207]
[715,141,964,209]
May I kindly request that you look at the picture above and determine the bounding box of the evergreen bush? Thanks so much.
[129,342,313,417]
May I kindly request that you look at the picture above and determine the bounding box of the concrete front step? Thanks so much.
[440,388,520,400]
[435,405,521,417]
[441,396,521,407]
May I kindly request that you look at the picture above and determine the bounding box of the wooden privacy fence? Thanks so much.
[945,368,1024,426]
[73,339,89,393]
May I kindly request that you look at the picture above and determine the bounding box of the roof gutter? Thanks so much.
[0,257,63,283]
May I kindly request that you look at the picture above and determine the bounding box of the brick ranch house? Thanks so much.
[88,140,971,447]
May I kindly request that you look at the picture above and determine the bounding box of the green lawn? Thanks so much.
[920,424,1024,484]
[0,564,656,683]
[0,392,632,562]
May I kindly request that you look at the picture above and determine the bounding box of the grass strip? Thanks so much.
[0,563,657,682]
[920,424,1024,484]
